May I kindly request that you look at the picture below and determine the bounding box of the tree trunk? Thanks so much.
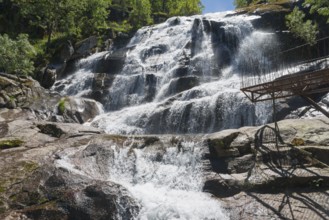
[46,24,53,53]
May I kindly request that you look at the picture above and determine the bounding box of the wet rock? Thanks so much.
[89,73,115,104]
[141,44,168,62]
[72,182,139,220]
[173,66,189,78]
[36,67,57,89]
[143,74,157,102]
[167,76,199,97]
[0,97,5,107]
[55,41,74,63]
[94,51,126,74]
[73,36,98,59]
[1,72,105,124]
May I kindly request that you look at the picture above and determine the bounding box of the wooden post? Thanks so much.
[301,95,329,119]
[272,93,279,148]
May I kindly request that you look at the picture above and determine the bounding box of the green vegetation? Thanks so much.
[234,0,290,9]
[0,139,24,150]
[234,0,250,8]
[234,0,328,46]
[12,0,112,51]
[286,7,319,45]
[0,34,36,75]
[58,98,67,115]
[0,0,203,76]
[22,161,39,173]
[285,0,329,45]
[305,0,329,23]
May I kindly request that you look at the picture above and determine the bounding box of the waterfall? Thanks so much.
[53,51,108,97]
[55,138,229,219]
[53,12,275,134]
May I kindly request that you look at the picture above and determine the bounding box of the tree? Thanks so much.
[13,0,77,50]
[285,0,329,45]
[304,0,329,23]
[167,0,203,16]
[79,0,112,36]
[130,0,152,28]
[0,34,36,75]
[234,0,249,8]
[286,7,319,45]
[12,0,111,51]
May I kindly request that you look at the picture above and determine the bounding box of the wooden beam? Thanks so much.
[301,95,329,119]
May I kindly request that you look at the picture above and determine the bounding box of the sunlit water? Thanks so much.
[55,139,229,219]
[53,12,277,134]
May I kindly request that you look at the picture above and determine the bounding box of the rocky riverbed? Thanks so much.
[1,102,329,219]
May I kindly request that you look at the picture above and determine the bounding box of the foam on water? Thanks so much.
[55,140,229,220]
[53,51,108,97]
[83,13,274,134]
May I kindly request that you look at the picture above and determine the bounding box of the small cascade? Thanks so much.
[55,138,229,220]
[53,51,108,97]
[54,12,277,134]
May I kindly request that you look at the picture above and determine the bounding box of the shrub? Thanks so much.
[0,34,36,75]
[286,7,318,45]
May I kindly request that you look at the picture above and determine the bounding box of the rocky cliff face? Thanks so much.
[0,73,103,124]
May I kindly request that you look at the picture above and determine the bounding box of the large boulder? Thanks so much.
[205,129,253,159]
[0,73,61,117]
[36,67,57,89]
[0,73,103,123]
[203,117,329,200]
[54,97,103,124]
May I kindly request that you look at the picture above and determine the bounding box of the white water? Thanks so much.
[55,139,229,220]
[53,12,276,134]
[53,51,108,97]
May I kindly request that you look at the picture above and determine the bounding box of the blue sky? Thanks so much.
[202,0,235,13]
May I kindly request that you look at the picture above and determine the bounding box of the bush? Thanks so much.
[286,7,318,45]
[0,34,36,75]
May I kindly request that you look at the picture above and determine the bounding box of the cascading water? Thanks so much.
[53,51,108,97]
[50,11,287,220]
[55,138,229,219]
[53,12,277,135]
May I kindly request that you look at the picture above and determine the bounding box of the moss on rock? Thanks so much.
[0,139,24,150]
[37,124,65,138]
